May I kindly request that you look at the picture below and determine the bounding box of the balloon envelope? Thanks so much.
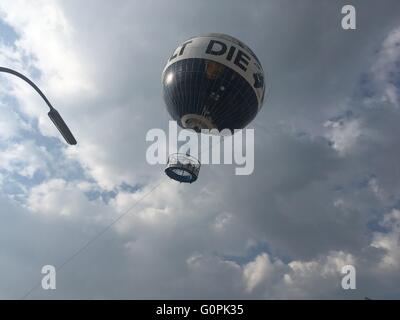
[162,33,265,133]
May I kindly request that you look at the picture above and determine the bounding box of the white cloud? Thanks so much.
[0,0,94,96]
[212,211,233,232]
[27,178,111,220]
[324,118,361,156]
[0,102,31,140]
[0,140,51,178]
[371,209,400,271]
[370,26,400,108]
[243,253,276,292]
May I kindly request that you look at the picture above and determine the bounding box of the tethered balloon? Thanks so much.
[162,33,265,183]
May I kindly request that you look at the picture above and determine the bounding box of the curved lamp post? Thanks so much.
[0,67,77,145]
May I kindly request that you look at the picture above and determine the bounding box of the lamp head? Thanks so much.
[48,108,77,145]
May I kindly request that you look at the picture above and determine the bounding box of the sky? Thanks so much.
[0,0,400,299]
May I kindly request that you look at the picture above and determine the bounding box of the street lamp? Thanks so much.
[0,67,77,145]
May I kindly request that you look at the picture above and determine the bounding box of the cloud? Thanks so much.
[0,0,400,299]
[0,140,51,178]
[324,118,361,156]
[371,209,400,271]
[0,102,31,140]
[243,253,276,292]
[26,178,110,218]
[370,26,400,108]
